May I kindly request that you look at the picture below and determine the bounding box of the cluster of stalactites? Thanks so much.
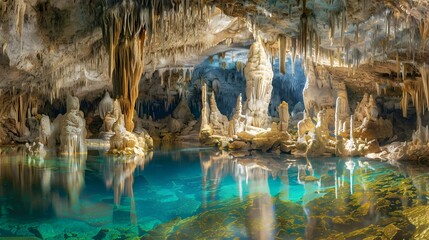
[139,0,213,65]
[101,0,213,131]
[157,66,194,110]
[102,0,147,131]
[0,0,26,48]
[400,66,429,122]
[33,42,106,104]
[278,35,296,76]
[0,91,39,137]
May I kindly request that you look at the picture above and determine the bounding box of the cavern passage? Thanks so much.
[1,0,429,239]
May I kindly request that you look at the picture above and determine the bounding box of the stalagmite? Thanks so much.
[349,115,354,142]
[98,92,114,120]
[277,101,289,133]
[200,83,210,132]
[56,95,87,155]
[335,97,341,136]
[243,39,274,128]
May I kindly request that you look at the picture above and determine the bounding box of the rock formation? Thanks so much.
[306,110,329,157]
[0,0,428,160]
[38,115,51,146]
[200,83,211,137]
[52,95,87,155]
[297,110,315,142]
[209,92,229,136]
[100,99,123,140]
[108,109,153,156]
[243,39,274,128]
[354,94,393,141]
[229,94,246,137]
[98,92,114,121]
[277,101,289,133]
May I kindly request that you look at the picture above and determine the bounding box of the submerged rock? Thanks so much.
[403,205,429,239]
[29,223,57,239]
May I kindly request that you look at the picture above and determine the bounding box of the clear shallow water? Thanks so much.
[0,146,428,239]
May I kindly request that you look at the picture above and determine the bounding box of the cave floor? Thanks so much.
[0,145,428,239]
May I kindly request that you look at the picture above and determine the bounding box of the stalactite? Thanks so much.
[419,20,429,53]
[314,33,319,64]
[279,35,287,75]
[386,11,392,39]
[409,24,415,60]
[337,48,341,66]
[300,0,308,59]
[355,23,359,44]
[376,83,381,96]
[2,43,7,54]
[396,51,400,81]
[102,0,147,131]
[236,61,244,73]
[421,65,429,110]
[341,10,346,45]
[309,28,314,60]
[403,86,411,118]
[14,0,26,48]
[401,80,426,119]
[329,14,335,46]
[291,36,297,76]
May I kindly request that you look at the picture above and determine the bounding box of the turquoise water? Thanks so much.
[0,146,428,239]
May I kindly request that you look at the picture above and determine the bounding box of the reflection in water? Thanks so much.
[346,158,356,194]
[199,151,281,239]
[0,148,86,219]
[196,151,428,239]
[101,153,153,224]
[0,146,428,239]
[0,147,153,226]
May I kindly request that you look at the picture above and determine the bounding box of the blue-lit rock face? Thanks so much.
[135,49,306,121]
[188,50,306,119]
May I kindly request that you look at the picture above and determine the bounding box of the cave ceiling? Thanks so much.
[0,0,428,100]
